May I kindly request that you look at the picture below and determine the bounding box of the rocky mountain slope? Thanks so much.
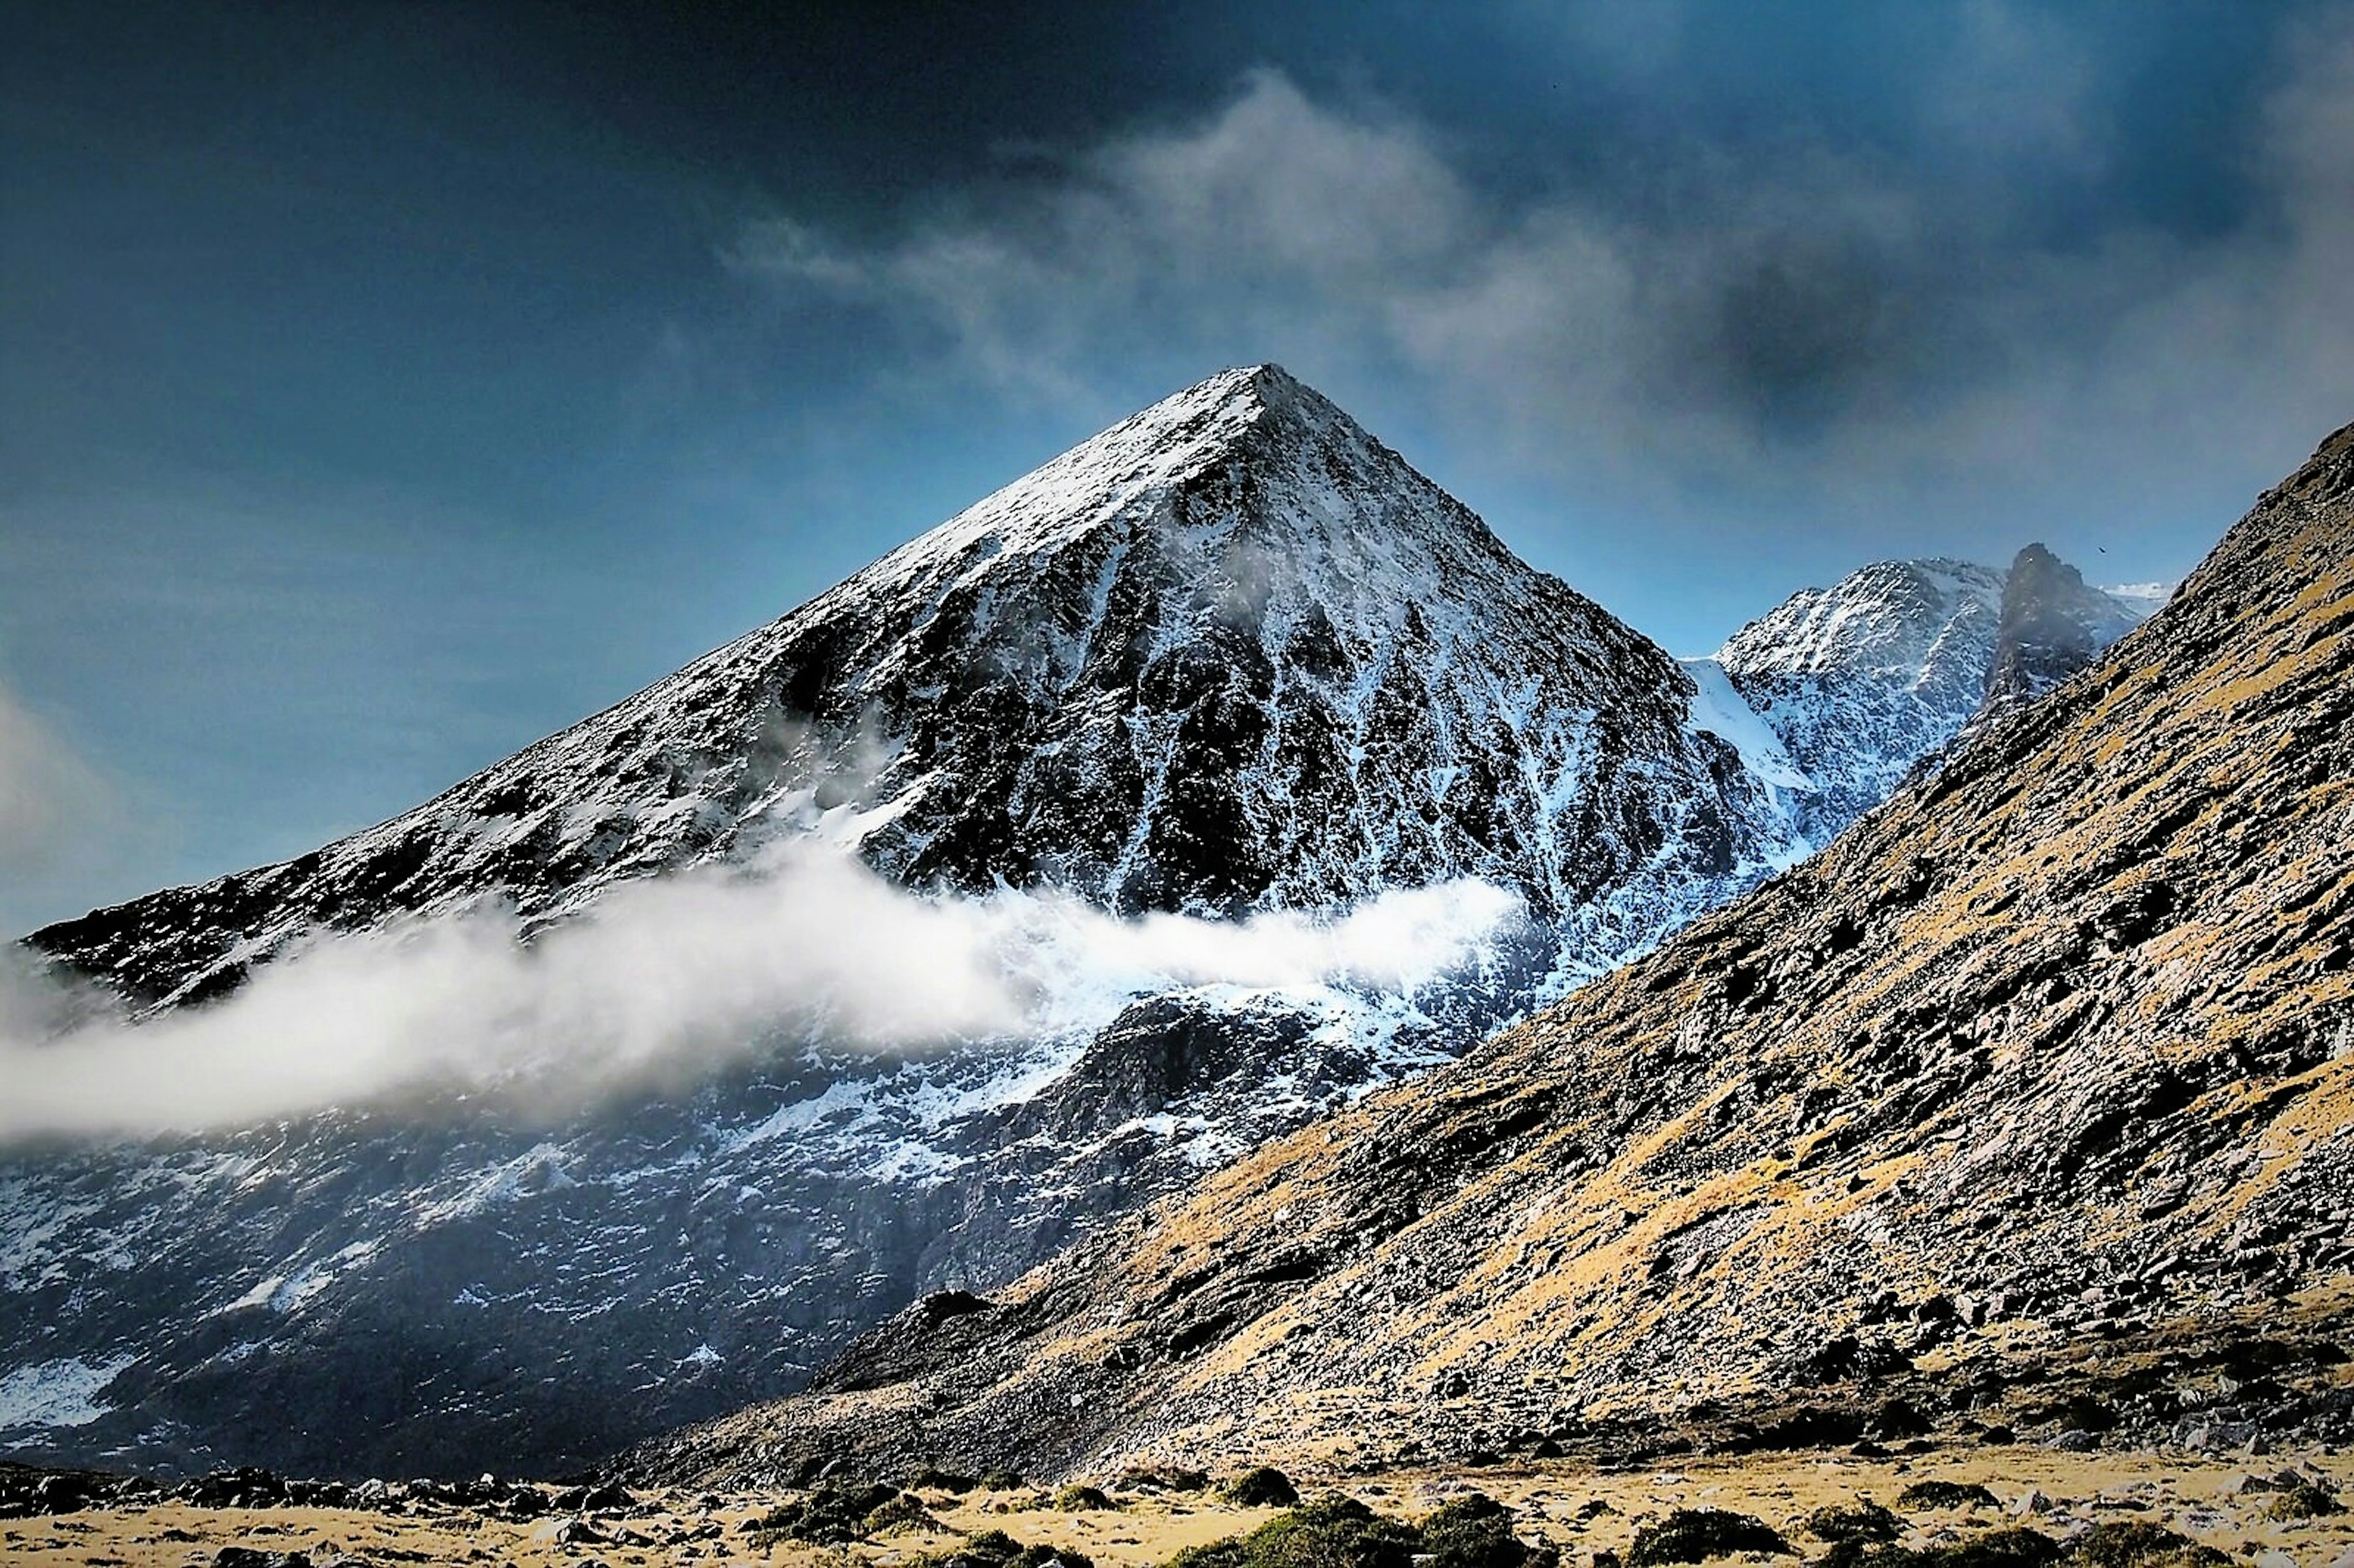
[625,419,2354,1488]
[1691,553,2152,846]
[3,368,1821,1480]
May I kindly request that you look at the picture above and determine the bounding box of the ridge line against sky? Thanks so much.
[3,0,2353,934]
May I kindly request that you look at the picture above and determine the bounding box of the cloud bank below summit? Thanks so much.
[0,846,1524,1144]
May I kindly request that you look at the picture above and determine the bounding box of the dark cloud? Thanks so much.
[1698,235,1910,433]
[731,16,2354,509]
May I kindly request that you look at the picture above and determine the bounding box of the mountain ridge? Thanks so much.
[1688,550,2150,848]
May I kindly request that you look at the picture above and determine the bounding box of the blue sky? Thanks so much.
[4,1,2353,935]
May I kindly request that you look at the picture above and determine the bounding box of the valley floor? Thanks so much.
[8,1448,2353,1568]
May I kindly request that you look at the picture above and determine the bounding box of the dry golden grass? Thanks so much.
[12,1451,2354,1568]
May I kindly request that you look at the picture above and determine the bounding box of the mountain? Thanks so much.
[29,365,1792,1013]
[2,367,1819,1479]
[1690,550,2151,845]
[622,420,2354,1487]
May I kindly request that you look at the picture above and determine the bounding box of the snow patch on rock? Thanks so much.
[0,1356,132,1438]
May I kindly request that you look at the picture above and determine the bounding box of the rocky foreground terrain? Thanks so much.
[620,418,2354,1488]
[8,1446,2354,1568]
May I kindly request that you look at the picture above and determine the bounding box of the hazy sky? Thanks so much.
[4,1,2353,935]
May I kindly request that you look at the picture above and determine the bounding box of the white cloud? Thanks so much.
[0,843,1522,1143]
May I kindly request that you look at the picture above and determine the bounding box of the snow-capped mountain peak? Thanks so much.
[834,364,1298,593]
[1689,548,2155,846]
[1715,557,2005,690]
[34,364,1789,1008]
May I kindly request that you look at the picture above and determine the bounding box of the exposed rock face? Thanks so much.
[623,421,2354,1488]
[1981,542,2150,714]
[0,368,1808,1481]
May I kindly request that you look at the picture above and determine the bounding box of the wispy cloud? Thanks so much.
[0,845,1523,1143]
[0,674,132,938]
[0,679,105,873]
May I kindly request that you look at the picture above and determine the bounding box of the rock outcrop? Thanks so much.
[1981,542,2150,714]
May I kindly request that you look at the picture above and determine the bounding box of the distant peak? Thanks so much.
[1902,556,1999,580]
[1775,558,2000,599]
